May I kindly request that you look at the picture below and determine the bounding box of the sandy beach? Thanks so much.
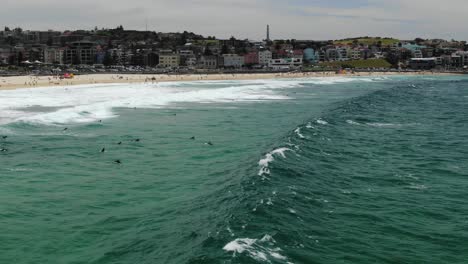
[0,71,457,90]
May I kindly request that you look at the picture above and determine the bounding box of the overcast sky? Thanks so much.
[1,0,467,41]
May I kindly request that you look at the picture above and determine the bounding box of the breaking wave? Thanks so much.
[0,76,389,126]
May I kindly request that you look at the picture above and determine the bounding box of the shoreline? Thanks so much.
[0,71,459,91]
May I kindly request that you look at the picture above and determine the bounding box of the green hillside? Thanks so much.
[334,37,399,46]
[319,59,392,69]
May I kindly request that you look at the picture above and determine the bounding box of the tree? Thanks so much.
[13,27,23,34]
[221,44,229,55]
[385,52,399,68]
[414,38,424,45]
[291,39,297,49]
[4,26,10,31]
[107,39,114,49]
[8,54,16,65]
[103,51,115,66]
[203,45,213,56]
[17,52,23,65]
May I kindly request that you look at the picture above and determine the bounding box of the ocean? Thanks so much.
[1,76,467,264]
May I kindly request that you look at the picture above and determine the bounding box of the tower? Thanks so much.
[266,25,270,41]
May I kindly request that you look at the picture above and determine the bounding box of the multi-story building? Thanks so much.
[303,48,318,64]
[179,50,194,57]
[453,51,468,67]
[268,58,303,70]
[23,30,61,44]
[336,47,349,61]
[326,48,338,61]
[222,54,244,68]
[159,54,180,68]
[244,52,259,65]
[409,58,436,69]
[43,47,65,64]
[350,49,362,60]
[53,34,85,46]
[402,43,425,58]
[27,44,46,62]
[292,50,304,59]
[199,55,218,69]
[258,50,272,65]
[64,41,96,65]
[0,46,12,64]
[185,56,197,67]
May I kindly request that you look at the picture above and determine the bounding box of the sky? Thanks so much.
[1,0,467,41]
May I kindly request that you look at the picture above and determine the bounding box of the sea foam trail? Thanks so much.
[0,77,385,126]
[294,128,305,139]
[258,148,292,176]
[223,235,291,263]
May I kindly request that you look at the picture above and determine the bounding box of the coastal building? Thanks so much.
[326,48,338,61]
[179,50,194,57]
[27,44,46,62]
[23,30,61,44]
[303,48,318,64]
[292,50,304,59]
[268,58,303,70]
[402,43,426,58]
[409,58,436,69]
[108,48,127,65]
[159,54,180,68]
[0,46,12,64]
[318,50,326,62]
[64,41,96,65]
[222,54,244,68]
[143,52,159,67]
[184,56,197,67]
[453,51,468,67]
[53,34,85,46]
[258,50,272,65]
[199,55,218,69]
[336,47,349,61]
[244,52,259,65]
[273,49,288,59]
[351,49,362,60]
[43,47,65,64]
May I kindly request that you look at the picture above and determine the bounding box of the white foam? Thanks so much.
[223,238,257,254]
[224,235,290,262]
[258,148,292,176]
[0,81,289,125]
[294,128,305,139]
[0,76,386,126]
[316,119,329,125]
[407,183,428,190]
[366,122,402,128]
[346,120,361,125]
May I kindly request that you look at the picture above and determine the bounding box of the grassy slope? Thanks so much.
[319,59,392,69]
[334,38,399,46]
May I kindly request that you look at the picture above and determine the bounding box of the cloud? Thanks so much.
[0,0,467,40]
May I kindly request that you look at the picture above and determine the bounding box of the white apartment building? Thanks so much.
[223,54,244,68]
[43,47,64,64]
[258,50,272,65]
[268,58,303,70]
[159,54,180,68]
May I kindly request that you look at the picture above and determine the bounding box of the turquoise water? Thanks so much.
[1,76,467,263]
